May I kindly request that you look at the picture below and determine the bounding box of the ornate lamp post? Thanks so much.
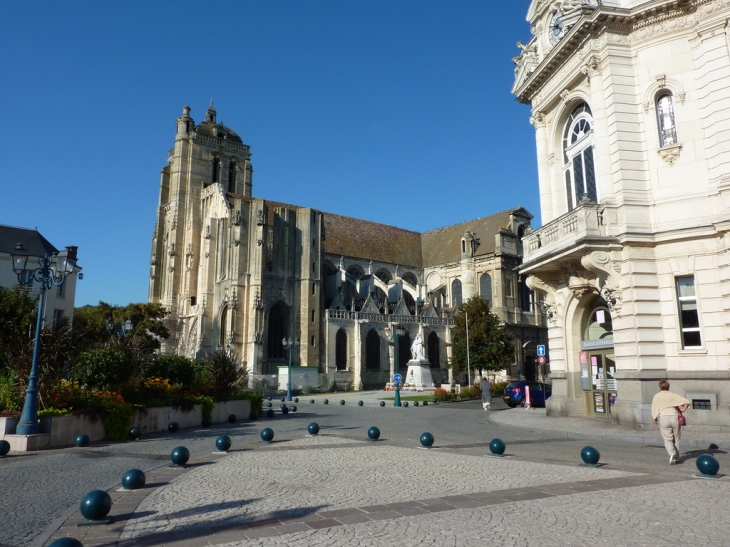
[282,337,299,401]
[106,318,133,341]
[11,243,78,435]
[384,324,406,407]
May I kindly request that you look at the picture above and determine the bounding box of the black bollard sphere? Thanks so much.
[168,422,179,433]
[0,440,10,457]
[581,446,600,465]
[323,399,329,405]
[358,400,364,406]
[403,401,409,407]
[340,399,346,405]
[489,438,506,455]
[414,401,419,407]
[48,538,84,547]
[282,406,289,415]
[170,446,190,466]
[308,422,320,435]
[368,426,381,440]
[294,397,299,403]
[290,405,297,412]
[423,401,428,406]
[79,489,112,521]
[432,398,438,403]
[201,417,212,428]
[266,402,272,408]
[128,427,141,440]
[697,454,720,476]
[280,404,287,410]
[267,396,272,401]
[75,434,90,447]
[216,435,232,452]
[310,399,315,404]
[227,414,237,424]
[379,401,385,407]
[250,411,259,420]
[122,468,146,490]
[266,409,275,417]
[281,397,286,402]
[420,432,434,448]
[261,427,274,442]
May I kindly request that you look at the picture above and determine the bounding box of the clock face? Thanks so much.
[549,12,565,45]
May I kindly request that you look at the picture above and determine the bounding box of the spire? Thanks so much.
[205,99,217,124]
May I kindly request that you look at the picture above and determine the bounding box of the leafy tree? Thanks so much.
[145,355,196,387]
[73,301,169,350]
[73,348,131,390]
[0,286,38,345]
[451,296,514,378]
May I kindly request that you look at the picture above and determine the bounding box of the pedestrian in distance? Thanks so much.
[481,376,492,410]
[651,379,690,465]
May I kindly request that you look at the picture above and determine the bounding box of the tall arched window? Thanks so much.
[347,266,363,280]
[211,157,220,184]
[451,279,462,308]
[336,329,347,371]
[563,102,597,211]
[480,273,492,307]
[375,269,392,284]
[656,92,678,147]
[267,302,288,358]
[365,329,380,370]
[228,161,237,192]
[219,304,228,347]
[428,331,440,368]
[402,273,418,287]
[398,331,411,370]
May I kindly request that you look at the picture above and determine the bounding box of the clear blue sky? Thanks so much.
[0,2,536,307]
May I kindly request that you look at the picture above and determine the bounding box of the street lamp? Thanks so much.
[384,324,406,407]
[11,243,78,435]
[106,318,133,340]
[282,337,299,401]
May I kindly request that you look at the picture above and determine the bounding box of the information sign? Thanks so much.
[393,373,402,383]
[537,355,546,366]
[537,345,546,356]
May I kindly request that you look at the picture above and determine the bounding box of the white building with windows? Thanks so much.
[513,0,730,427]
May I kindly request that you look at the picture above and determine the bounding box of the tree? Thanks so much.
[451,296,514,379]
[73,301,170,350]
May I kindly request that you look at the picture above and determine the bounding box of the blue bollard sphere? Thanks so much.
[324,399,329,405]
[75,434,90,447]
[308,422,320,435]
[420,432,434,448]
[281,397,286,402]
[403,401,409,407]
[266,402,272,408]
[79,489,112,521]
[581,446,600,465]
[267,396,271,401]
[266,409,275,417]
[379,401,385,407]
[310,399,315,404]
[697,454,720,476]
[280,404,287,410]
[168,422,179,433]
[432,398,438,403]
[122,468,146,490]
[340,399,346,405]
[368,426,381,440]
[128,427,141,440]
[216,435,232,452]
[250,411,259,420]
[414,401,419,407]
[489,438,506,455]
[281,406,289,415]
[227,414,237,423]
[48,538,84,547]
[170,446,190,466]
[294,397,299,403]
[423,401,428,406]
[261,428,274,442]
[290,405,297,412]
[0,440,10,457]
[201,417,212,428]
[358,400,364,406]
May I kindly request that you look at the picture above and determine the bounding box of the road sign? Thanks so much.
[393,373,402,383]
[537,355,546,366]
[537,344,546,356]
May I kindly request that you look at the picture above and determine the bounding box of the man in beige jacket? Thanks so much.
[651,379,690,465]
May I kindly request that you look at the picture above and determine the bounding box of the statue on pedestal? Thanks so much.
[411,333,425,362]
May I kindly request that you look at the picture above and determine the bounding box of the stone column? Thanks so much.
[530,111,553,222]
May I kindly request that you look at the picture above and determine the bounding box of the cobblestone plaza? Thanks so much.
[2,398,729,547]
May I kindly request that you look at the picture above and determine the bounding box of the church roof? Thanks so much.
[195,121,243,144]
[0,224,58,257]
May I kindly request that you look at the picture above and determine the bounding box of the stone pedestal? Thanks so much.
[4,433,50,451]
[404,360,435,390]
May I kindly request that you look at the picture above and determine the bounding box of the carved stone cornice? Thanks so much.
[581,251,622,314]
[658,144,682,166]
[530,111,547,128]
[526,274,562,326]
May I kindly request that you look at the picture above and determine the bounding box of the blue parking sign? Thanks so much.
[537,345,545,356]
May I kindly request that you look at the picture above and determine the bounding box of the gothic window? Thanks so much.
[402,273,418,286]
[375,269,391,284]
[656,93,678,147]
[219,305,228,347]
[398,331,411,370]
[347,266,363,280]
[228,161,236,192]
[403,291,416,315]
[451,279,462,308]
[562,102,597,210]
[374,287,388,312]
[428,331,440,368]
[336,329,347,370]
[480,273,492,307]
[267,302,288,358]
[211,157,220,184]
[365,329,380,370]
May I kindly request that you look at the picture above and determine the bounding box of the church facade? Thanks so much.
[513,0,730,427]
[148,103,546,390]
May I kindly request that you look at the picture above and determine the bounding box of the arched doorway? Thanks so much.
[366,329,380,370]
[580,300,615,418]
[267,302,288,359]
[398,331,411,371]
[428,332,440,368]
[336,329,347,371]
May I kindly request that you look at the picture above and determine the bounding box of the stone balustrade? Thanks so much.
[327,309,454,327]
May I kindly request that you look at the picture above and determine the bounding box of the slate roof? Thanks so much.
[0,225,58,257]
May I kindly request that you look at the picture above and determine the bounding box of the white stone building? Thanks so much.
[513,0,730,427]
[149,103,547,389]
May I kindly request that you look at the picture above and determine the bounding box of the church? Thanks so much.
[514,0,730,427]
[148,103,546,390]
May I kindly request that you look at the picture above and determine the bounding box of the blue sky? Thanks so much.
[0,1,536,307]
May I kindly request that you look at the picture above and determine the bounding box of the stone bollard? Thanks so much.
[580,446,600,466]
[48,538,83,547]
[403,402,409,407]
[294,397,299,403]
[340,400,346,405]
[75,434,90,447]
[168,422,179,433]
[323,399,329,405]
[290,405,297,412]
[216,435,232,452]
[308,423,320,436]
[122,469,146,490]
[282,407,290,415]
[170,446,190,467]
[423,401,428,406]
[413,401,419,407]
[266,402,272,408]
[260,428,274,443]
[358,400,364,406]
[419,432,434,448]
[379,401,385,407]
[266,409,275,418]
[696,454,720,478]
[0,440,10,457]
[489,438,506,457]
[310,399,315,404]
[227,414,237,424]
[79,490,112,525]
[128,427,141,440]
[368,426,381,441]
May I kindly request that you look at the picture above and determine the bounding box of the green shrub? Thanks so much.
[0,371,20,412]
[459,385,481,398]
[203,351,247,401]
[145,355,196,386]
[491,381,510,396]
[433,388,456,402]
[73,348,132,390]
[38,408,68,418]
[102,403,136,441]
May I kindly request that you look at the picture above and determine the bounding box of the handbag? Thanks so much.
[676,407,687,426]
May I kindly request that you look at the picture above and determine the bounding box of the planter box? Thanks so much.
[40,414,106,446]
[0,417,19,437]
